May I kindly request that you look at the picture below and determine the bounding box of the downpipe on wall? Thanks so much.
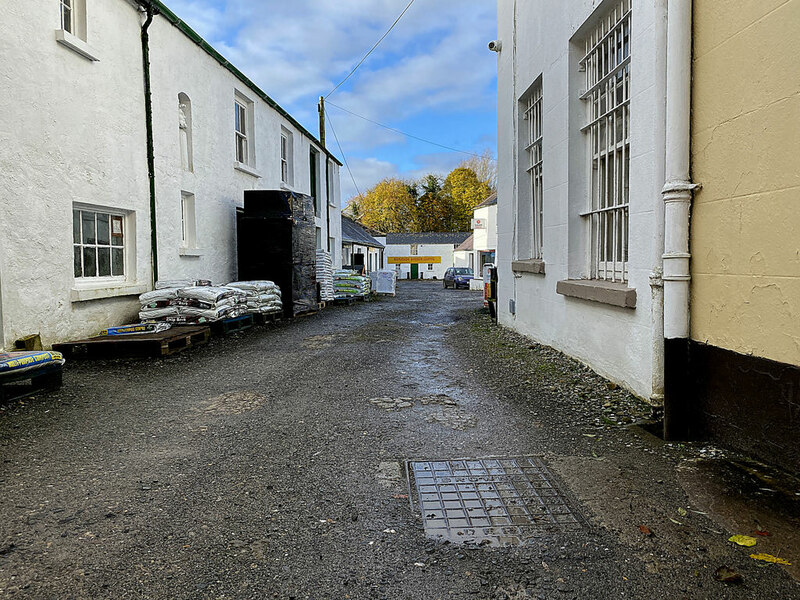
[140,1,159,286]
[662,0,701,440]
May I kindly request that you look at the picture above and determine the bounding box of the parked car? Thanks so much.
[443,267,475,289]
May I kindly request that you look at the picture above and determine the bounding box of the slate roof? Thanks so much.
[385,232,472,246]
[455,234,474,252]
[475,192,497,209]
[341,217,385,249]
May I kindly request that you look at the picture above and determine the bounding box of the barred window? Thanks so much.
[581,0,630,282]
[523,81,543,260]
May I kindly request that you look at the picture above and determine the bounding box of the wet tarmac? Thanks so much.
[0,280,798,599]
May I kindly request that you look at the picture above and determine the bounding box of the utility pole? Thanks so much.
[318,96,326,148]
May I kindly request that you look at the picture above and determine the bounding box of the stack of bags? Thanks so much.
[226,281,283,315]
[315,250,335,302]
[139,285,247,324]
[333,270,371,299]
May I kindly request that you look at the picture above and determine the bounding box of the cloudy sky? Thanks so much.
[164,0,498,203]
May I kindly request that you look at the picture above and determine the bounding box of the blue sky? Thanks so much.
[164,0,498,203]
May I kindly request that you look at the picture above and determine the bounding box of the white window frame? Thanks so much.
[280,127,294,186]
[523,79,544,260]
[427,263,434,271]
[60,0,74,34]
[580,0,631,282]
[180,192,197,250]
[73,206,127,281]
[235,99,248,165]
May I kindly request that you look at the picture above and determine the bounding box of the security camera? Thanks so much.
[488,40,502,52]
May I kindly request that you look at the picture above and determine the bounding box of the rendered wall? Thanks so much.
[148,16,341,287]
[496,0,666,399]
[690,0,800,367]
[0,0,150,348]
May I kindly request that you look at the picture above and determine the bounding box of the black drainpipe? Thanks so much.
[140,2,159,285]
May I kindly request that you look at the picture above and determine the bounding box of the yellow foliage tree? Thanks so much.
[347,178,417,233]
[442,167,493,232]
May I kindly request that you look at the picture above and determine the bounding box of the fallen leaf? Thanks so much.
[582,434,597,438]
[714,566,743,584]
[392,494,409,500]
[638,525,653,536]
[750,553,791,566]
[669,518,683,525]
[753,529,771,537]
[677,507,687,517]
[728,535,757,547]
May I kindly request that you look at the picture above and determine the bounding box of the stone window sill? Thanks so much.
[512,259,545,275]
[179,247,203,257]
[234,161,261,178]
[71,282,148,303]
[55,30,99,62]
[556,279,636,308]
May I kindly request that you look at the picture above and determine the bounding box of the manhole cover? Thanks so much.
[408,457,583,547]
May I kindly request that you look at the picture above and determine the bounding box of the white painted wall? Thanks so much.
[0,0,150,347]
[0,0,343,347]
[148,16,342,285]
[384,243,458,280]
[496,0,665,400]
[473,203,497,253]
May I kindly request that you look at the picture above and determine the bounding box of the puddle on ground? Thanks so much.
[423,410,477,430]
[678,457,800,580]
[302,334,339,350]
[202,391,268,415]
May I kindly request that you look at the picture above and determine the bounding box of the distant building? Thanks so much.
[341,217,384,274]
[0,0,342,348]
[383,232,471,280]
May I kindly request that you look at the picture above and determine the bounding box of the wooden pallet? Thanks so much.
[53,326,210,359]
[332,297,355,306]
[210,314,254,336]
[253,312,282,325]
[0,364,63,402]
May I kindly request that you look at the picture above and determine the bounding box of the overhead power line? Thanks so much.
[327,102,494,160]
[326,113,362,199]
[325,0,417,99]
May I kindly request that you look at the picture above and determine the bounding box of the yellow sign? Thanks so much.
[387,256,442,265]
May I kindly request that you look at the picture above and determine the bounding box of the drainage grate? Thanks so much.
[408,457,583,547]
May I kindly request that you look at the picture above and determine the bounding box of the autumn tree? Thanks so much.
[346,178,416,233]
[457,149,497,191]
[411,175,452,232]
[442,167,493,231]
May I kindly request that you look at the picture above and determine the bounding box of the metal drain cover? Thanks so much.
[409,457,583,547]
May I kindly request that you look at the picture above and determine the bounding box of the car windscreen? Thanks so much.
[453,268,473,275]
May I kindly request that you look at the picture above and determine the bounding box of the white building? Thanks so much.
[341,217,384,274]
[383,233,471,280]
[496,0,669,402]
[0,0,342,348]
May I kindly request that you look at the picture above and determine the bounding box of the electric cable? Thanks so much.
[326,112,362,199]
[325,0,417,99]
[327,101,494,160]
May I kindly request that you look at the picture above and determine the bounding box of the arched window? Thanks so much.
[178,93,193,172]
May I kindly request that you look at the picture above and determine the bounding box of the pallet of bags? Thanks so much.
[315,250,335,302]
[333,270,370,299]
[226,281,283,315]
[139,285,247,324]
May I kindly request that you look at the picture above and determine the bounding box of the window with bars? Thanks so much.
[580,0,631,282]
[523,81,544,260]
[234,100,248,164]
[73,209,125,279]
[60,0,73,33]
